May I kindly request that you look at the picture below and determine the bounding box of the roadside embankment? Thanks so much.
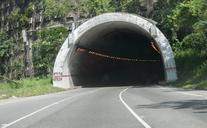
[0,77,65,99]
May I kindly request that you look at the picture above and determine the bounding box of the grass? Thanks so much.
[171,49,207,90]
[0,78,65,99]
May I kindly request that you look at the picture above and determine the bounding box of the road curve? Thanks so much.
[0,86,207,128]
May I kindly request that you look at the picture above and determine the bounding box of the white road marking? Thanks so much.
[177,92,207,99]
[119,88,151,128]
[1,124,7,128]
[158,86,207,99]
[2,89,99,128]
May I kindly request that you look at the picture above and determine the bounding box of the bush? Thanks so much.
[174,49,207,89]
[33,27,68,76]
[181,32,207,51]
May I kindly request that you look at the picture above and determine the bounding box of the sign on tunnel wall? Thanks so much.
[53,13,177,89]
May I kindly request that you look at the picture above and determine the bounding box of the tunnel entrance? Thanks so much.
[53,13,177,89]
[69,22,165,87]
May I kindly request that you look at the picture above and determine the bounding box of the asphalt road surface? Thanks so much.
[0,85,207,128]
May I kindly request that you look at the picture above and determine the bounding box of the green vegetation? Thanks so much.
[0,26,68,99]
[43,0,70,19]
[83,0,114,16]
[173,49,207,89]
[0,32,23,79]
[33,27,68,76]
[161,0,207,89]
[0,78,64,99]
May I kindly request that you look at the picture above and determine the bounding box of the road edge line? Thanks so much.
[158,86,207,99]
[119,88,151,128]
[2,89,99,128]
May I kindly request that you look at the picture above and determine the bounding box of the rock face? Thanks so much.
[53,13,177,89]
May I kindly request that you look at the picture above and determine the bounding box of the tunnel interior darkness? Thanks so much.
[69,22,165,87]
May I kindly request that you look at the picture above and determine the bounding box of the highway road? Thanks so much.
[0,85,207,128]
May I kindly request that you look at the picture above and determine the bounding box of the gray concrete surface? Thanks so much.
[0,86,207,128]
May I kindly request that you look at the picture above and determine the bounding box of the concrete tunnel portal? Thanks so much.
[53,13,177,89]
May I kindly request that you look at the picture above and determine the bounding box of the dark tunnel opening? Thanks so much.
[69,22,165,87]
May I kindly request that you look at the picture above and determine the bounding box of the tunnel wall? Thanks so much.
[53,13,177,89]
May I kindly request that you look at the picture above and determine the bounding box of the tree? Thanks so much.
[167,0,207,45]
[0,33,22,79]
[83,0,114,17]
[43,0,69,19]
[33,27,68,76]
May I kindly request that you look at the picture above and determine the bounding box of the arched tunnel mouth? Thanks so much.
[69,22,165,87]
